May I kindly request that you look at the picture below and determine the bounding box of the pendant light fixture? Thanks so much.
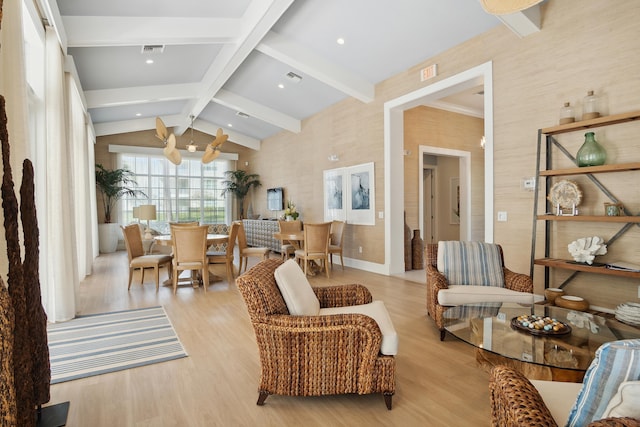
[186,115,197,152]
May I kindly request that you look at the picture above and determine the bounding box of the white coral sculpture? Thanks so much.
[568,236,607,264]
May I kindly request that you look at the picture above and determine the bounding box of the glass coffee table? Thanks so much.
[443,302,640,382]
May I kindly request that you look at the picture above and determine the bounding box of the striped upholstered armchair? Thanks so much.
[425,241,534,340]
[236,258,397,409]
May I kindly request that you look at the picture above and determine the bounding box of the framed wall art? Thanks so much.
[346,162,375,225]
[323,168,346,221]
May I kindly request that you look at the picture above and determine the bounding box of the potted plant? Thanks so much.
[95,164,146,253]
[221,170,261,219]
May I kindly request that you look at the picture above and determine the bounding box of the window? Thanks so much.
[118,153,232,233]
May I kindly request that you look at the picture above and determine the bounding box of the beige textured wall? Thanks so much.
[244,0,640,308]
[94,0,640,309]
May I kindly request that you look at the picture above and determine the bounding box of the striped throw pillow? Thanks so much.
[437,241,505,287]
[566,339,640,426]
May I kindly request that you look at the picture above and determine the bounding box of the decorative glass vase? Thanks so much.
[582,90,600,120]
[576,132,606,167]
[559,102,575,125]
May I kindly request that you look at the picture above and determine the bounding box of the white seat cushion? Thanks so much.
[531,379,583,426]
[602,380,640,419]
[437,285,534,306]
[320,300,398,356]
[274,259,320,315]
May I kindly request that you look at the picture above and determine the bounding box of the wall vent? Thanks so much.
[141,45,165,54]
[286,71,302,83]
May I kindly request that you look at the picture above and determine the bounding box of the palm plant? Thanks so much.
[221,170,261,219]
[95,164,146,223]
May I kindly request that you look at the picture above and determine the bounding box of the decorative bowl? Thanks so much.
[555,295,589,311]
[544,288,565,305]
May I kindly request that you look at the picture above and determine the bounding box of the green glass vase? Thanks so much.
[576,132,606,167]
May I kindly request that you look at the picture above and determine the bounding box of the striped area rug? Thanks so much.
[47,306,187,384]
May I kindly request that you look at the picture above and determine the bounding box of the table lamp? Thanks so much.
[132,206,140,223]
[138,204,156,240]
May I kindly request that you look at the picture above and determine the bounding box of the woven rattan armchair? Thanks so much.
[425,243,533,340]
[489,365,640,427]
[235,258,396,409]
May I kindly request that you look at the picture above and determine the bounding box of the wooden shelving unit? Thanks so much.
[530,110,640,290]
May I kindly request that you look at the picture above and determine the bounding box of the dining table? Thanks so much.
[153,233,230,287]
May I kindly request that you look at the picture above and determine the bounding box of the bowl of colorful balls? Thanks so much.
[511,314,571,336]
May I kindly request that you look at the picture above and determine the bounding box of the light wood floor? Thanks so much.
[47,251,491,426]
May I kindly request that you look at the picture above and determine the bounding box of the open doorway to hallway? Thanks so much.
[387,61,493,278]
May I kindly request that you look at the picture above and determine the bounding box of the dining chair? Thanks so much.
[121,224,173,292]
[237,221,271,274]
[277,219,302,260]
[207,221,239,283]
[294,222,331,278]
[328,220,346,270]
[170,224,210,294]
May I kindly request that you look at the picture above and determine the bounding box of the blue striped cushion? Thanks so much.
[437,241,505,287]
[566,339,640,426]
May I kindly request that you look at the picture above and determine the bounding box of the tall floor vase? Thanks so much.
[412,230,424,270]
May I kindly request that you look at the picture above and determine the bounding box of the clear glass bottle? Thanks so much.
[559,102,575,125]
[576,132,606,167]
[582,90,600,120]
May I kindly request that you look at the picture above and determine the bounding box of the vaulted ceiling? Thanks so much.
[44,0,531,150]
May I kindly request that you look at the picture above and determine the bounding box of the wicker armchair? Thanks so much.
[489,365,640,427]
[425,242,533,340]
[235,258,396,409]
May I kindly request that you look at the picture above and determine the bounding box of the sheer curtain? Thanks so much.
[67,73,96,280]
[42,27,78,321]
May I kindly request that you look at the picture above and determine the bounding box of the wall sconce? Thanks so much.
[480,136,486,150]
[328,154,339,162]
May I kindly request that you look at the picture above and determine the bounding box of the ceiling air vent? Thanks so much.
[236,111,250,118]
[286,71,302,83]
[141,45,165,54]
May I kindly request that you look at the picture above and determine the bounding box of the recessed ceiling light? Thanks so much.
[278,83,284,89]
[337,37,345,45]
[135,113,141,117]
[145,59,154,64]
[227,123,233,128]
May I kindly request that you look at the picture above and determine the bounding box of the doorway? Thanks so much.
[384,61,494,275]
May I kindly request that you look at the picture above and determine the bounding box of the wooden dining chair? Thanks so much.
[207,222,239,283]
[277,219,302,260]
[237,221,271,274]
[329,220,346,270]
[170,224,209,294]
[294,222,332,278]
[121,224,173,291]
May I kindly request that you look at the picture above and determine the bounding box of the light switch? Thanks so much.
[378,211,384,219]
[497,211,507,222]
